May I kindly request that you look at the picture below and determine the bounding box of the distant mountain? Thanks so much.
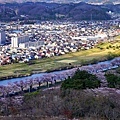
[0,0,119,4]
[0,2,119,21]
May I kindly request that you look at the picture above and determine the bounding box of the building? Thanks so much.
[11,35,29,48]
[19,41,44,49]
[0,30,6,45]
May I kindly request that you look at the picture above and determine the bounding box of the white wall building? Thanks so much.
[19,41,44,49]
[11,35,29,48]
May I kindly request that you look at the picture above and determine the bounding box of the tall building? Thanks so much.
[0,30,6,45]
[11,35,29,48]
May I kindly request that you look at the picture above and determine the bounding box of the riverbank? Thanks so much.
[0,39,120,81]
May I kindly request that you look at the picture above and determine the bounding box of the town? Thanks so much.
[0,20,120,65]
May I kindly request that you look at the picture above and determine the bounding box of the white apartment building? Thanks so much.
[19,41,44,49]
[11,35,29,48]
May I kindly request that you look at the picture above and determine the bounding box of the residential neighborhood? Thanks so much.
[0,20,120,65]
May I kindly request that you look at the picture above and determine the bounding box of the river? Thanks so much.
[0,70,66,86]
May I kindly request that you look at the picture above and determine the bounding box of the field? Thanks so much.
[0,36,120,80]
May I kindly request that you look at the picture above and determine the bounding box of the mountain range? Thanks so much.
[0,0,119,4]
[0,2,120,21]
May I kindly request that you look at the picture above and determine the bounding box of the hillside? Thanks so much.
[0,2,117,21]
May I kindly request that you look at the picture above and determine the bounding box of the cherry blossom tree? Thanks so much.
[42,74,53,88]
[0,85,13,97]
[14,80,27,92]
[34,77,42,88]
[26,78,34,92]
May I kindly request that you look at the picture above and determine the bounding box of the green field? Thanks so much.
[0,36,120,80]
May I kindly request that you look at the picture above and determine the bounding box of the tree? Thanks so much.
[34,77,42,88]
[61,70,101,90]
[14,80,27,92]
[26,78,34,92]
[105,73,120,88]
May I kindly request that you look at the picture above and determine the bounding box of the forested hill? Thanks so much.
[0,2,119,21]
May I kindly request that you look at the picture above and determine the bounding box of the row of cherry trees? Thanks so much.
[80,57,120,73]
[0,68,77,97]
[0,57,120,97]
